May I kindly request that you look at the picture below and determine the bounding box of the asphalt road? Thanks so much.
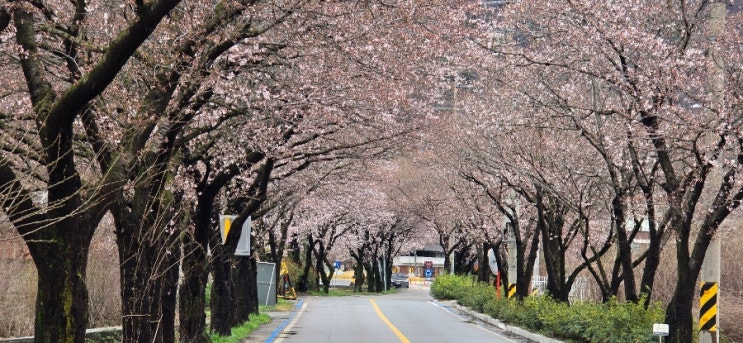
[261,286,523,343]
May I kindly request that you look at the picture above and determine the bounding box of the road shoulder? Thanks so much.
[241,300,304,343]
[441,300,565,343]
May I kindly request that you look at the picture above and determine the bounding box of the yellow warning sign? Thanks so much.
[699,282,718,332]
[508,283,516,299]
[219,214,238,244]
[223,216,232,242]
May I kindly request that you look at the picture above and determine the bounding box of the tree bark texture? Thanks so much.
[234,256,259,323]
[178,229,210,343]
[31,231,92,343]
[210,244,236,336]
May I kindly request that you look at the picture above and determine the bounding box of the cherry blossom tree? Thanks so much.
[176,0,471,333]
[477,1,743,340]
[0,0,493,342]
[0,1,180,341]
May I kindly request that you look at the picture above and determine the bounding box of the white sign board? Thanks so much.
[487,248,499,275]
[653,323,669,336]
[219,215,251,256]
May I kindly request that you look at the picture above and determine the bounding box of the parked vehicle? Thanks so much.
[391,273,410,288]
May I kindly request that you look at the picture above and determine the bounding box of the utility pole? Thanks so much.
[503,190,519,299]
[504,220,517,299]
[700,239,720,343]
[700,2,725,343]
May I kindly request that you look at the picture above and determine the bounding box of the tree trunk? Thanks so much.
[0,168,93,343]
[210,244,235,336]
[350,247,366,293]
[178,229,210,343]
[314,242,335,294]
[234,256,259,323]
[665,274,695,343]
[442,253,451,276]
[116,216,159,343]
[494,241,509,292]
[30,233,91,343]
[354,262,365,293]
[364,261,376,293]
[161,242,181,343]
[297,234,315,292]
[515,230,540,299]
[665,212,717,343]
[113,178,183,343]
[477,242,489,283]
[289,234,301,265]
[639,232,663,306]
[611,197,639,303]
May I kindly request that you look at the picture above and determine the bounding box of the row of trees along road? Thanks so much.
[438,1,743,343]
[0,1,475,343]
[2,1,743,343]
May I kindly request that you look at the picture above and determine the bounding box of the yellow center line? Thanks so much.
[369,298,411,343]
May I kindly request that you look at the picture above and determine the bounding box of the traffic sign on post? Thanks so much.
[219,215,251,256]
[424,260,433,279]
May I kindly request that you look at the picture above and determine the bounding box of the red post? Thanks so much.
[496,271,501,299]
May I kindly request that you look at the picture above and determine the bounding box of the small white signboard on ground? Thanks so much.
[653,323,669,336]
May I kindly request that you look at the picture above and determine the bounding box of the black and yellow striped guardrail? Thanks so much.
[699,281,718,332]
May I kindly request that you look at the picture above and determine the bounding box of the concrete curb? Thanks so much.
[452,303,564,343]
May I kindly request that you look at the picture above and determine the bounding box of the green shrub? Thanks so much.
[459,282,498,312]
[431,278,666,343]
[537,298,597,340]
[283,259,317,291]
[430,274,473,300]
[579,297,665,343]
[483,296,521,323]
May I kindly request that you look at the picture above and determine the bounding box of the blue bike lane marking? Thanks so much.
[264,299,305,343]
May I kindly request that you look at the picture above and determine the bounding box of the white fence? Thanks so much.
[530,275,588,301]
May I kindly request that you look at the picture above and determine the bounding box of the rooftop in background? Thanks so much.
[402,245,446,258]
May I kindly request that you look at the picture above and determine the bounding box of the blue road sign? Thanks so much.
[334,260,341,269]
[425,269,433,278]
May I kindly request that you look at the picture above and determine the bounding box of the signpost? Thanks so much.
[424,260,433,279]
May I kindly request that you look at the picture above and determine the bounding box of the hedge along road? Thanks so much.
[268,286,521,343]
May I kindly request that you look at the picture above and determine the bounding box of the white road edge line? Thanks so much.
[428,301,519,343]
[428,301,467,320]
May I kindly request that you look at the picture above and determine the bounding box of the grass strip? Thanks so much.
[209,313,271,343]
